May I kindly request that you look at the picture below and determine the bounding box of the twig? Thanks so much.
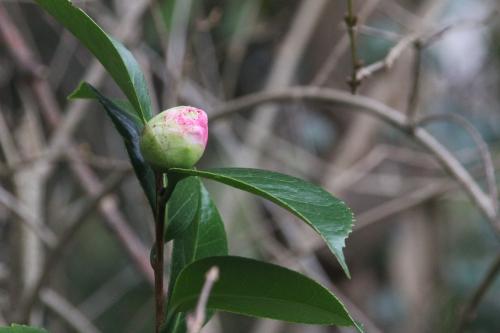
[40,289,101,333]
[0,3,157,319]
[418,114,498,214]
[67,150,156,286]
[0,185,57,247]
[356,15,494,83]
[357,24,402,41]
[78,267,140,320]
[421,12,498,47]
[209,86,499,233]
[355,181,453,230]
[406,41,422,122]
[187,267,220,333]
[355,33,418,81]
[311,0,381,86]
[0,149,131,177]
[456,253,500,333]
[18,171,129,322]
[355,13,496,83]
[345,0,361,93]
[165,0,193,106]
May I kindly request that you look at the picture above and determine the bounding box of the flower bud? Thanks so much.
[140,106,208,170]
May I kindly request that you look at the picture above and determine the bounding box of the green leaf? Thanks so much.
[164,178,228,333]
[35,0,152,123]
[0,324,49,333]
[166,176,201,241]
[70,82,155,210]
[169,168,354,277]
[168,256,356,327]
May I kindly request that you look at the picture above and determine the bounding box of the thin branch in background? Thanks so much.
[456,253,500,333]
[18,171,129,322]
[355,33,418,81]
[311,0,381,86]
[345,0,362,93]
[357,24,403,41]
[78,267,140,321]
[355,13,496,83]
[421,11,498,48]
[0,3,157,320]
[187,267,219,333]
[0,185,57,247]
[165,0,193,106]
[418,114,498,214]
[355,181,453,230]
[406,41,422,123]
[210,86,499,233]
[40,289,102,333]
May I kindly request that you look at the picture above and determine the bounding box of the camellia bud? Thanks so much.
[140,106,208,170]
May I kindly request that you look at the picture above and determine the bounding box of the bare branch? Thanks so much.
[356,33,418,81]
[418,114,498,214]
[0,4,157,320]
[17,171,129,322]
[187,267,220,333]
[345,0,361,93]
[456,253,500,333]
[312,0,381,86]
[357,24,402,41]
[355,181,453,230]
[210,86,499,233]
[406,42,422,122]
[0,185,56,247]
[422,12,498,47]
[40,289,102,333]
[355,13,496,83]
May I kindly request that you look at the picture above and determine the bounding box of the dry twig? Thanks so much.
[456,254,500,333]
[18,171,129,322]
[345,0,361,93]
[40,289,102,333]
[187,267,220,333]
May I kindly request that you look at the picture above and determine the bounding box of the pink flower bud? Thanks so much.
[140,106,208,170]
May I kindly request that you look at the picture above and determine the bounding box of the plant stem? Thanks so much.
[153,171,179,333]
[345,0,361,93]
[154,172,165,333]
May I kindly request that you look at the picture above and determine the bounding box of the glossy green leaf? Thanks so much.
[165,176,201,241]
[70,82,155,210]
[164,178,228,333]
[168,256,356,327]
[35,0,152,122]
[0,324,49,333]
[169,168,354,277]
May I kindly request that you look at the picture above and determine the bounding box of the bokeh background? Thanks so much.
[1,0,500,332]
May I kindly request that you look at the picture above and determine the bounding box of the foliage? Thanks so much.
[34,0,359,332]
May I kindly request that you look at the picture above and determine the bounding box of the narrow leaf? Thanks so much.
[169,168,354,277]
[164,178,228,333]
[0,324,49,333]
[169,256,356,327]
[70,82,155,210]
[35,0,152,122]
[165,176,201,241]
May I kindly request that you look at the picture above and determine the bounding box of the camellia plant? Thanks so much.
[8,1,362,332]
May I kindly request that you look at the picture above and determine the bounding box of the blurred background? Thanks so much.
[1,0,500,332]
